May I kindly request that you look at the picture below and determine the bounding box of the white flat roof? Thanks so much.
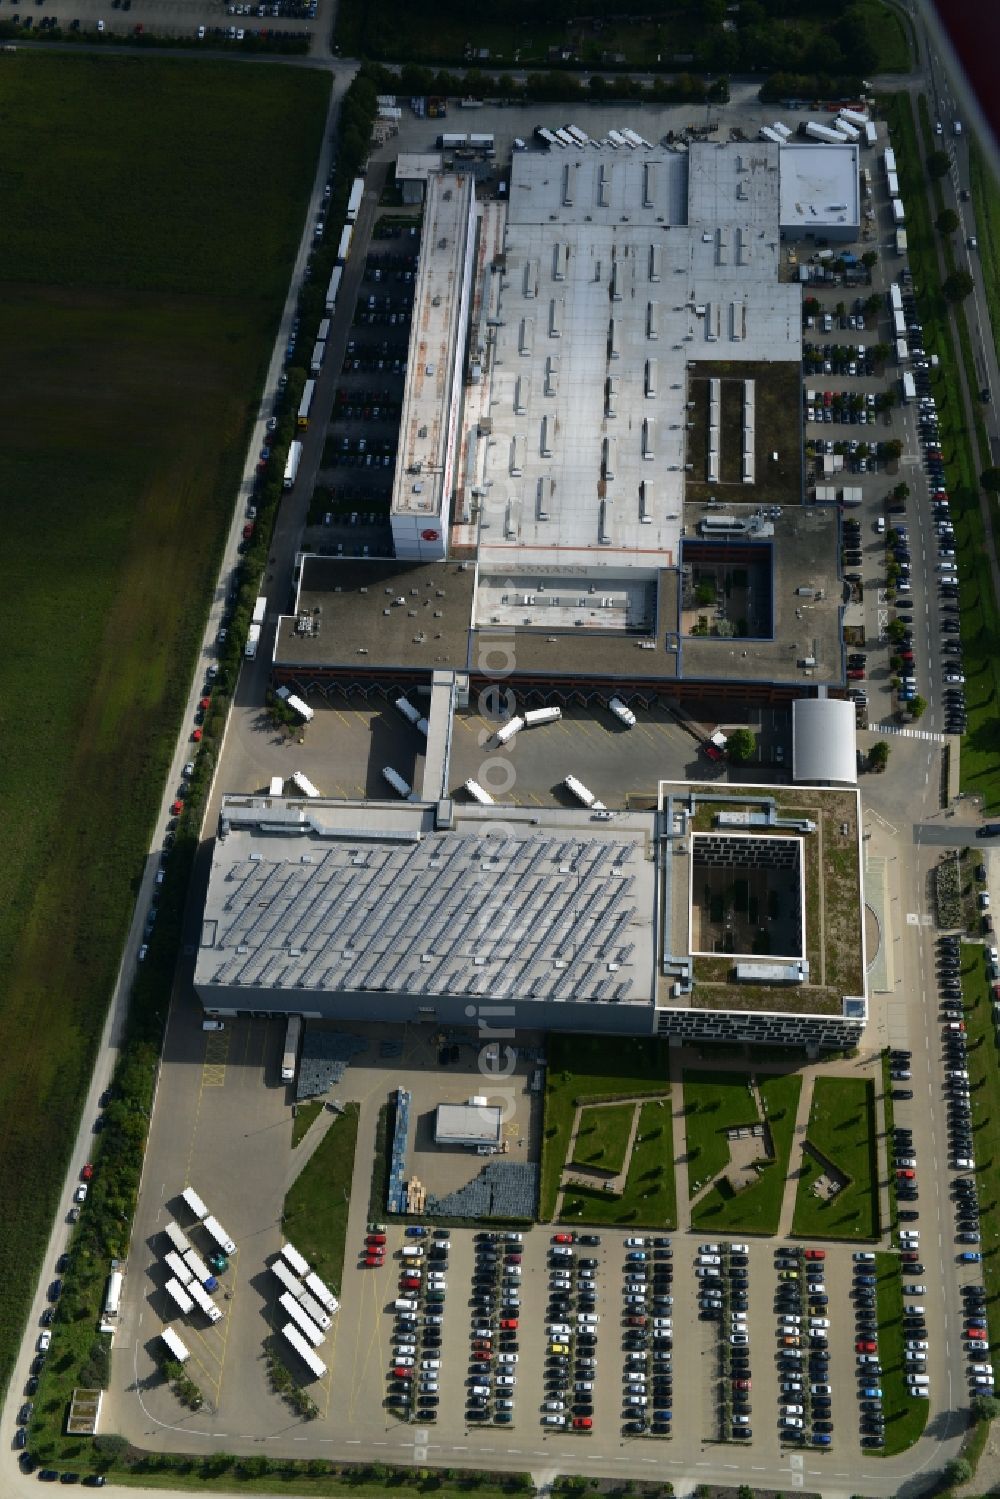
[435,1102,503,1144]
[474,145,799,578]
[396,152,443,183]
[390,173,474,520]
[779,143,861,231]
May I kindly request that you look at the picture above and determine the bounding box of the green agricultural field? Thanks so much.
[0,53,328,1399]
[792,1077,879,1240]
[540,1034,671,1220]
[690,1071,802,1235]
[283,1104,359,1295]
[561,1099,677,1230]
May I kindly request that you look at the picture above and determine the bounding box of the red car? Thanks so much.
[243,522,255,540]
[733,1377,751,1390]
[81,1163,94,1181]
[901,1250,919,1262]
[392,1367,411,1380]
[170,799,185,815]
[847,668,866,680]
[505,1254,522,1264]
[191,727,203,742]
[804,1249,825,1260]
[572,1416,593,1430]
[367,1233,386,1246]
[896,1168,915,1179]
[856,1339,877,1353]
[401,1277,420,1290]
[500,1318,518,1330]
[364,1256,383,1268]
[552,1233,574,1244]
[199,696,212,712]
[700,740,723,761]
[626,1315,647,1327]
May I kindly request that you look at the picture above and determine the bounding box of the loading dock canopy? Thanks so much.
[792,698,857,785]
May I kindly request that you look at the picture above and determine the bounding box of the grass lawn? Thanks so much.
[881,1053,897,1233]
[539,1034,670,1220]
[885,92,1000,811]
[875,1251,929,1455]
[0,52,328,1401]
[960,943,1000,1347]
[691,1072,802,1236]
[791,1077,879,1240]
[682,1069,762,1196]
[560,1099,676,1230]
[570,1103,635,1175]
[283,1104,359,1296]
[292,1099,325,1148]
[112,1462,531,1495]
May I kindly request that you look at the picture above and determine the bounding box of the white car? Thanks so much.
[780,1314,801,1325]
[853,1251,876,1262]
[781,1381,803,1393]
[497,1374,516,1387]
[577,1313,599,1325]
[421,1359,440,1371]
[730,1243,749,1253]
[782,1416,804,1429]
[782,1404,804,1416]
[394,1355,414,1367]
[550,1246,572,1258]
[699,1243,721,1254]
[402,1246,424,1259]
[698,1254,721,1266]
[625,1237,648,1247]
[653,1317,672,1329]
[543,1400,565,1412]
[498,1353,518,1364]
[903,1285,927,1295]
[74,1184,88,1204]
[906,1341,929,1351]
[810,1383,831,1395]
[547,1324,571,1337]
[900,1230,920,1241]
[543,1415,566,1427]
[37,1332,51,1353]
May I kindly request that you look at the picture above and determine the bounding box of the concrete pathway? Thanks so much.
[667,1042,690,1230]
[554,1095,663,1217]
[776,1070,816,1238]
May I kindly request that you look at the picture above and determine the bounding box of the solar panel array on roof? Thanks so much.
[428,1161,538,1221]
[204,833,644,1008]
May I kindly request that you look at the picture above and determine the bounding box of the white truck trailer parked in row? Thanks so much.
[275,686,315,722]
[188,1280,223,1323]
[252,595,267,627]
[297,1287,333,1331]
[245,624,261,660]
[608,697,637,728]
[523,707,562,727]
[394,697,429,736]
[165,1251,193,1286]
[183,1249,218,1291]
[283,440,303,491]
[164,1278,195,1316]
[181,1187,209,1222]
[280,1291,325,1347]
[805,121,847,144]
[382,766,411,798]
[161,1327,191,1364]
[272,1258,305,1300]
[310,340,327,376]
[290,771,321,799]
[163,1221,191,1256]
[281,1016,303,1083]
[346,177,364,223]
[464,778,495,806]
[305,1270,338,1313]
[282,1321,327,1379]
[203,1215,236,1255]
[495,715,524,745]
[564,775,606,810]
[324,266,343,314]
[281,1241,310,1278]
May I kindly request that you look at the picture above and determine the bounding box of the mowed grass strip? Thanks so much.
[0,53,328,1397]
[691,1071,802,1235]
[560,1099,677,1230]
[875,1251,929,1455]
[540,1034,670,1219]
[283,1103,359,1296]
[961,943,1000,1345]
[571,1103,635,1175]
[791,1077,879,1240]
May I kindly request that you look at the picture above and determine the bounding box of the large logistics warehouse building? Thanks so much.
[275,139,851,705]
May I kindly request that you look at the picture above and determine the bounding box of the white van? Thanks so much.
[202,1019,225,1032]
[906,1373,930,1386]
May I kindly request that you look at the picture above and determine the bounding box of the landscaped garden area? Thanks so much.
[791,1077,879,1240]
